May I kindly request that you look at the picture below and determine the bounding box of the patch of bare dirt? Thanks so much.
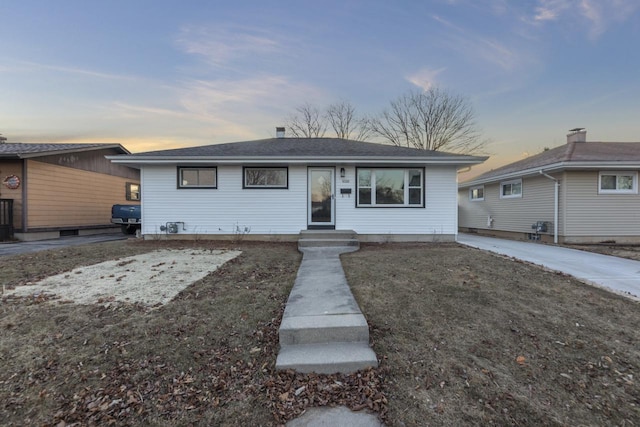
[4,249,241,306]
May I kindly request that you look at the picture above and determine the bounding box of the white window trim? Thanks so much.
[356,168,424,207]
[469,185,484,201]
[598,171,638,194]
[500,179,522,199]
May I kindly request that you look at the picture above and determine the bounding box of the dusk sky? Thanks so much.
[1,0,639,176]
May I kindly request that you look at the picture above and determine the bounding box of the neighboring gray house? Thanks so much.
[458,129,640,244]
[109,132,486,241]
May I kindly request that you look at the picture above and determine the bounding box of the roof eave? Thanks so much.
[459,160,640,188]
[17,144,130,159]
[108,155,487,166]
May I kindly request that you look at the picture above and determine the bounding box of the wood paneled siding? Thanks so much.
[564,170,640,238]
[36,148,139,180]
[26,160,134,229]
[0,160,24,229]
[141,164,460,237]
[459,175,558,234]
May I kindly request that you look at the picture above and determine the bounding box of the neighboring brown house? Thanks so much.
[458,129,640,244]
[0,142,139,241]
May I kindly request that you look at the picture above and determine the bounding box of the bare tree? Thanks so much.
[285,101,372,140]
[285,103,326,138]
[325,100,373,141]
[369,88,487,154]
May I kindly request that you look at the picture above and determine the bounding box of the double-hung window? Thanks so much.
[599,171,637,194]
[178,167,217,188]
[357,168,424,207]
[469,186,484,201]
[500,179,522,199]
[243,167,288,189]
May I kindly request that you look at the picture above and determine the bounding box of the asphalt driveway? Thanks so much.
[457,233,640,300]
[0,234,127,257]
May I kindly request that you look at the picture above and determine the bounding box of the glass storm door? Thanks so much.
[308,168,335,226]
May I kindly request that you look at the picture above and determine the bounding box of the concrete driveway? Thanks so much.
[457,233,640,300]
[0,234,127,257]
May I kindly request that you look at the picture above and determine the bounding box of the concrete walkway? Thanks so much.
[280,232,381,426]
[276,246,378,374]
[458,233,640,300]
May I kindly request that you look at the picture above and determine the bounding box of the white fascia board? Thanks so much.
[458,161,640,188]
[108,155,486,166]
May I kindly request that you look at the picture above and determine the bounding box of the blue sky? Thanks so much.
[1,0,639,176]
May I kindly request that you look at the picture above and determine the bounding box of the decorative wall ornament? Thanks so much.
[2,175,21,190]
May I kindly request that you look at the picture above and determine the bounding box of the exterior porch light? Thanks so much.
[340,167,346,178]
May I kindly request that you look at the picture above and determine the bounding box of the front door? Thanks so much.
[308,168,335,228]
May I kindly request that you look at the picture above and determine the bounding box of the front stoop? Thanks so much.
[298,229,360,250]
[276,232,377,375]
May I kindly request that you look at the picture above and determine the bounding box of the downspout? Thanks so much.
[539,170,559,244]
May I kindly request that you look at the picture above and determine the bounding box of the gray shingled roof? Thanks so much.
[117,137,486,163]
[0,143,129,159]
[461,141,640,186]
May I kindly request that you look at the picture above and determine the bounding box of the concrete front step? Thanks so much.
[300,229,357,238]
[298,238,359,248]
[280,314,369,346]
[276,342,378,374]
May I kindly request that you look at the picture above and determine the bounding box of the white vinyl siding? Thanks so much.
[142,165,306,235]
[141,164,460,238]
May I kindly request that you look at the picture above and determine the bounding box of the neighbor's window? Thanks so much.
[356,168,423,207]
[178,167,217,188]
[500,179,522,199]
[243,167,288,188]
[599,171,637,194]
[469,185,484,201]
[126,182,140,201]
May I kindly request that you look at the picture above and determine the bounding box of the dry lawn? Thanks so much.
[343,243,640,426]
[1,240,639,426]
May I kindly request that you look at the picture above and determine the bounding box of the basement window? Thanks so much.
[178,167,217,188]
[500,179,522,199]
[599,171,637,194]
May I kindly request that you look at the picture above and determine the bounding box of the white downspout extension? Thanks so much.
[539,170,559,244]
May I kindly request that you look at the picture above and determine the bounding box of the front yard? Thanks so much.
[1,240,638,426]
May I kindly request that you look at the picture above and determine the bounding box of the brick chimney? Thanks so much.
[0,134,6,144]
[567,128,586,143]
[276,127,285,138]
